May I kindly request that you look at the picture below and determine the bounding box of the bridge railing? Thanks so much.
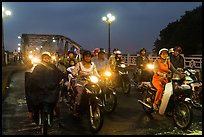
[122,54,202,70]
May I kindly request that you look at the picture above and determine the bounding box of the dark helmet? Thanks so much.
[174,46,182,53]
[68,50,74,55]
[140,48,146,53]
[83,50,92,58]
[98,48,106,54]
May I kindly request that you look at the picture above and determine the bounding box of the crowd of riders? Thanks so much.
[26,44,201,128]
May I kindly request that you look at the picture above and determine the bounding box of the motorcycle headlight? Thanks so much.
[120,64,126,68]
[104,71,112,77]
[147,64,154,70]
[52,55,56,61]
[28,55,33,59]
[89,76,99,83]
[32,57,40,64]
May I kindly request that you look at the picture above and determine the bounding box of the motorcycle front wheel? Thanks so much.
[88,104,104,133]
[41,112,48,135]
[173,101,193,130]
[103,91,117,113]
[122,76,131,94]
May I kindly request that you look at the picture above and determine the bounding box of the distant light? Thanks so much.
[102,13,115,24]
[107,13,112,18]
[18,43,21,46]
[2,7,5,12]
[5,10,12,16]
[18,36,21,39]
[40,46,43,48]
[102,16,107,21]
[53,39,56,42]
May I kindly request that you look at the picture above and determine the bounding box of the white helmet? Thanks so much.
[169,48,174,53]
[42,51,51,57]
[115,50,122,55]
[158,48,168,55]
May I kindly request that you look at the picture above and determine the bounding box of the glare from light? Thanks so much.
[102,16,107,21]
[5,10,12,16]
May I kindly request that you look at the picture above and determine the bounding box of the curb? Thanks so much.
[2,64,33,101]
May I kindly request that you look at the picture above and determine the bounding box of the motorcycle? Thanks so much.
[133,64,154,88]
[181,68,202,110]
[25,71,57,135]
[99,70,117,113]
[63,74,104,133]
[138,72,193,130]
[114,63,131,94]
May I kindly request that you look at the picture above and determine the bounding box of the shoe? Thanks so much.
[153,103,159,111]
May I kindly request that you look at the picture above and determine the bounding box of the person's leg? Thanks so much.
[152,80,164,110]
[74,86,83,114]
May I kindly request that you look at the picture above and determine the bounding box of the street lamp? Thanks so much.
[2,6,12,65]
[102,13,115,57]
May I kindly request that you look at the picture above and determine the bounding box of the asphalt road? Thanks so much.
[2,68,202,135]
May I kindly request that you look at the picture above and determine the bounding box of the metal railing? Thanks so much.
[122,54,202,70]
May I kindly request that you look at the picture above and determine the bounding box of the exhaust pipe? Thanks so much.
[138,100,152,109]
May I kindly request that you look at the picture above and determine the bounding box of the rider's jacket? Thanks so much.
[71,61,100,86]
[170,54,184,69]
[136,55,149,69]
[29,62,64,106]
[92,57,110,74]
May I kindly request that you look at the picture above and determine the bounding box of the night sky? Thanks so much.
[2,2,201,54]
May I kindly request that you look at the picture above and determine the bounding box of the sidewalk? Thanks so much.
[2,63,32,100]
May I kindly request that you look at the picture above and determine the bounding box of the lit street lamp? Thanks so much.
[2,6,12,65]
[102,13,115,57]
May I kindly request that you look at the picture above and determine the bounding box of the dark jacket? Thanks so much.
[29,63,64,106]
[170,55,184,69]
[136,55,149,69]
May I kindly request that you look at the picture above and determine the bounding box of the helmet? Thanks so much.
[115,50,122,55]
[169,48,174,53]
[42,51,51,57]
[68,50,74,55]
[174,46,182,53]
[113,48,119,54]
[140,48,146,53]
[93,48,100,54]
[158,48,168,55]
[83,50,92,58]
[98,48,106,54]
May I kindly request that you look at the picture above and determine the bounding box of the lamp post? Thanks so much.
[102,13,115,57]
[2,6,12,65]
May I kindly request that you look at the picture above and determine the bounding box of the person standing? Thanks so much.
[13,49,18,63]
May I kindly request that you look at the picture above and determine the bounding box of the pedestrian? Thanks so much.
[13,49,18,63]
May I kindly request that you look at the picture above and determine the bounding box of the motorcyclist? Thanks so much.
[27,51,64,123]
[92,48,100,57]
[110,50,125,87]
[170,46,184,71]
[109,48,119,71]
[136,48,150,83]
[92,48,111,75]
[71,50,100,115]
[152,48,184,111]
